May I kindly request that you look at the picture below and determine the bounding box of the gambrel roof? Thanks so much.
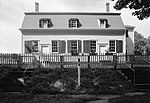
[20,12,126,30]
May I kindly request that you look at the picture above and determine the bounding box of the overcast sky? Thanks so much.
[0,0,150,53]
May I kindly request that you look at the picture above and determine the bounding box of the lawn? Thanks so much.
[108,93,150,103]
[0,92,102,103]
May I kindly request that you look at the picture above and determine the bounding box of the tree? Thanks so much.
[114,0,150,20]
[134,31,148,54]
[145,35,150,55]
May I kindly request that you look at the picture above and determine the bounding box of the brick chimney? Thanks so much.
[35,2,39,12]
[106,2,110,12]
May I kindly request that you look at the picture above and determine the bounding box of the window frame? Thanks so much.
[69,18,79,28]
[90,40,96,53]
[39,18,53,28]
[52,40,59,53]
[109,40,116,53]
[109,40,123,53]
[98,19,107,28]
[31,40,39,53]
[70,40,78,52]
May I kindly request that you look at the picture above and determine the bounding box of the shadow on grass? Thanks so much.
[108,93,150,103]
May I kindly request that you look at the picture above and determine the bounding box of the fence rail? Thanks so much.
[0,53,150,70]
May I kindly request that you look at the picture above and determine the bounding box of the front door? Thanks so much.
[41,45,50,54]
[99,46,107,54]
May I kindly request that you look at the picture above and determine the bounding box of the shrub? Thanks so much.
[25,68,132,95]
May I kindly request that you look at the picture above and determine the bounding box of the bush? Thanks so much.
[25,68,132,95]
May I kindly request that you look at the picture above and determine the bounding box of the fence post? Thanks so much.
[17,54,22,70]
[130,55,134,68]
[78,58,81,87]
[113,54,117,69]
[88,55,90,68]
[60,56,64,68]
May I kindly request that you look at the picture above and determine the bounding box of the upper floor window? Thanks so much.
[98,19,108,28]
[39,18,53,28]
[69,18,82,28]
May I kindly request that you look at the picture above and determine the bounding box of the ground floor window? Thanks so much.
[52,40,59,53]
[109,40,123,53]
[25,40,39,53]
[83,40,97,53]
[71,40,78,52]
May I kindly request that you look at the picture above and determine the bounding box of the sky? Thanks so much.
[0,0,150,53]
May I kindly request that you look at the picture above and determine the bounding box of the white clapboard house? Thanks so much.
[20,2,134,56]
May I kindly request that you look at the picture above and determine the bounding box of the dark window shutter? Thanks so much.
[77,19,82,28]
[78,40,82,53]
[25,41,32,53]
[47,18,53,28]
[39,19,42,28]
[83,40,90,53]
[116,40,123,53]
[59,41,66,53]
[47,19,50,28]
[69,19,72,28]
[67,40,71,53]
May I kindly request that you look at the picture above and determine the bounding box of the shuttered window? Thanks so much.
[67,40,82,53]
[39,18,53,28]
[52,40,66,53]
[69,18,82,28]
[25,40,39,53]
[109,40,123,53]
[83,40,96,53]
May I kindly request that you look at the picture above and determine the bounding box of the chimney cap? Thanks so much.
[106,2,110,12]
[35,2,39,12]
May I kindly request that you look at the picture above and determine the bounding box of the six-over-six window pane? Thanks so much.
[52,41,58,53]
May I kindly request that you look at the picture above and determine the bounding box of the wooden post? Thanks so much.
[130,55,134,68]
[113,54,117,69]
[17,54,22,69]
[60,56,64,68]
[88,55,90,68]
[78,58,81,87]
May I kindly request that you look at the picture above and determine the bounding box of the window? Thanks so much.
[109,40,123,53]
[83,40,97,53]
[109,40,116,52]
[52,41,59,53]
[67,40,82,53]
[90,41,96,52]
[69,18,81,28]
[25,40,39,53]
[51,40,66,53]
[98,19,107,28]
[39,18,53,28]
[71,40,78,51]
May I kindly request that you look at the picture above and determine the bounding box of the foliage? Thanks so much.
[114,0,150,20]
[134,31,150,55]
[25,67,132,95]
[108,93,150,103]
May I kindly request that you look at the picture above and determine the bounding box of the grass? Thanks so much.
[108,93,150,103]
[0,92,102,103]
